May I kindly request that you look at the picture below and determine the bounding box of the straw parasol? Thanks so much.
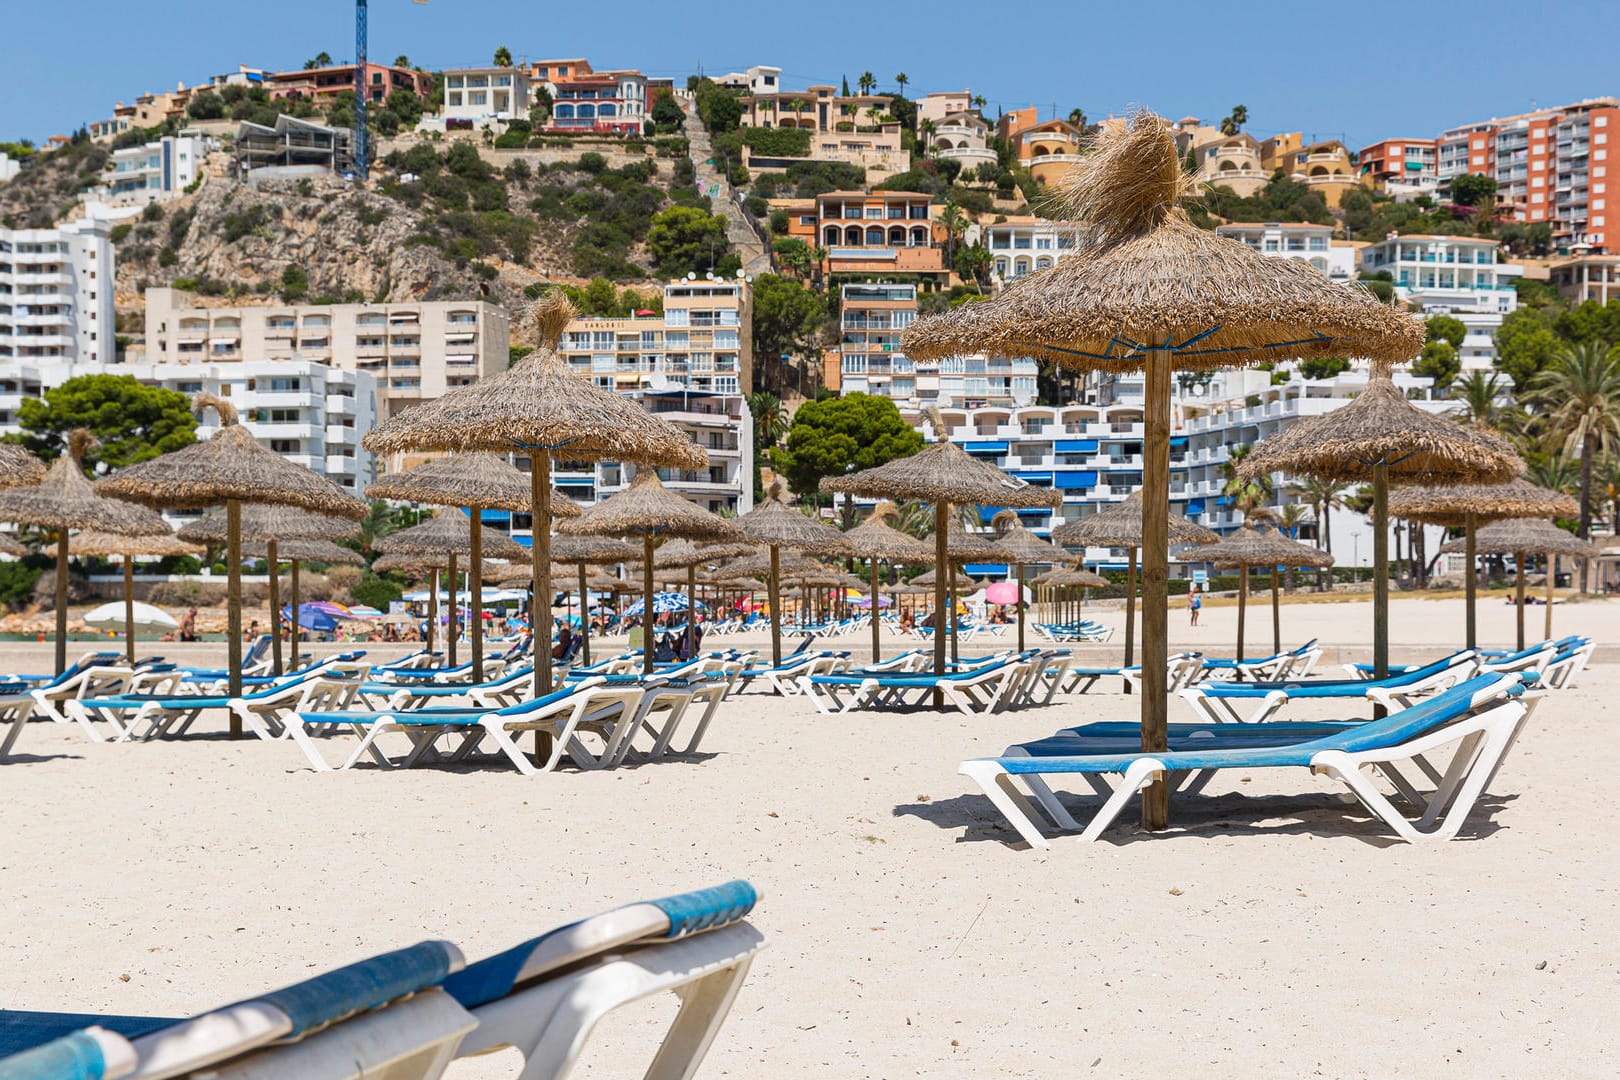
[363,293,707,697]
[526,533,639,667]
[1239,374,1521,681]
[924,519,1001,664]
[561,470,747,673]
[0,431,169,674]
[651,537,755,660]
[1051,490,1217,683]
[367,453,582,683]
[1193,524,1333,661]
[1389,479,1577,651]
[1439,518,1598,649]
[0,445,46,489]
[375,511,527,667]
[0,533,25,558]
[840,501,933,662]
[735,482,852,666]
[179,504,362,675]
[902,111,1422,830]
[95,395,366,711]
[69,529,203,664]
[990,509,1068,653]
[1030,564,1112,632]
[822,408,1060,692]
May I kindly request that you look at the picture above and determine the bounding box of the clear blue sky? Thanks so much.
[5,0,1617,148]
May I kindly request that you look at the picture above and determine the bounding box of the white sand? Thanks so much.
[3,595,1617,1077]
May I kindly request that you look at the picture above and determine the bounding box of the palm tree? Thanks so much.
[1293,476,1345,590]
[393,55,410,68]
[857,71,876,96]
[789,98,808,128]
[940,201,967,262]
[894,73,909,97]
[493,46,514,68]
[747,392,788,450]
[1449,370,1511,431]
[972,94,986,110]
[1602,454,1620,536]
[1275,503,1310,592]
[1532,341,1620,545]
[1219,444,1274,517]
[1524,450,1579,497]
[1067,108,1087,128]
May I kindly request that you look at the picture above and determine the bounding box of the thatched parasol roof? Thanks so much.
[1439,519,1600,558]
[365,453,582,516]
[1050,490,1218,548]
[713,550,823,579]
[1237,376,1522,486]
[0,445,46,489]
[362,294,707,471]
[653,537,756,568]
[0,533,24,558]
[374,511,529,561]
[990,508,1068,564]
[820,409,1062,509]
[177,504,362,545]
[242,538,366,566]
[911,567,980,586]
[924,519,999,564]
[1031,566,1112,588]
[545,533,640,566]
[885,581,933,596]
[841,501,935,562]
[373,552,512,579]
[96,395,368,518]
[560,470,747,542]
[901,111,1424,371]
[0,431,169,536]
[1194,525,1334,569]
[69,530,202,559]
[1389,478,1578,528]
[736,482,852,557]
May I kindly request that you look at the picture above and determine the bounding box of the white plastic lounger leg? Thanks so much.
[959,760,1057,848]
[1014,773,1084,831]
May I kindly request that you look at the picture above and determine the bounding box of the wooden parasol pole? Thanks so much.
[426,567,437,655]
[266,539,283,676]
[1372,461,1390,686]
[932,501,949,709]
[53,530,68,676]
[687,563,698,658]
[469,507,484,684]
[290,560,301,655]
[869,558,882,664]
[533,455,553,696]
[446,552,459,670]
[1123,545,1137,694]
[1270,565,1282,657]
[578,563,591,666]
[1016,562,1026,654]
[769,544,782,666]
[120,554,136,666]
[1545,553,1555,641]
[1140,347,1171,830]
[1464,511,1478,651]
[948,559,960,666]
[226,499,244,729]
[641,535,656,675]
[1514,548,1526,652]
[1235,566,1247,664]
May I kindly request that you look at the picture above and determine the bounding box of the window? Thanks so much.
[665,308,689,327]
[269,439,301,454]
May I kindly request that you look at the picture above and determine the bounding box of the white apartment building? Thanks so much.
[1215,222,1357,281]
[98,134,212,206]
[713,66,781,96]
[928,111,996,170]
[559,278,752,396]
[1359,234,1521,369]
[437,68,531,128]
[0,157,19,184]
[981,217,1084,285]
[143,288,508,417]
[0,359,378,495]
[0,219,116,367]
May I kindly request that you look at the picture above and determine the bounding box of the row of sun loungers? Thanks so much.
[0,879,763,1080]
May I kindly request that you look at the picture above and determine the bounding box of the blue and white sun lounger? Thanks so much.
[0,691,38,762]
[962,672,1533,847]
[734,650,851,695]
[1178,651,1480,724]
[797,652,1033,715]
[62,669,361,743]
[1198,639,1320,682]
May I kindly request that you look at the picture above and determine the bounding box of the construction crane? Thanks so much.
[353,0,428,181]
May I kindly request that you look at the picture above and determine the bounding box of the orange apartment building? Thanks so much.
[996,114,1084,185]
[1356,137,1439,196]
[268,63,430,106]
[812,192,948,283]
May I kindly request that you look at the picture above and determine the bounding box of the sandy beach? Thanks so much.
[3,593,1617,1077]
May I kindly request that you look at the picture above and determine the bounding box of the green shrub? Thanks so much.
[0,560,43,608]
[349,571,403,610]
[577,152,608,174]
[741,126,811,158]
[109,223,132,244]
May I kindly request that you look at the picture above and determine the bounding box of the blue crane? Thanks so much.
[353,0,428,181]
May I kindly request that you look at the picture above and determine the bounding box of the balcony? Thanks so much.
[934,146,997,167]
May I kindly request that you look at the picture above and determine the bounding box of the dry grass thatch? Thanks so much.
[0,430,169,536]
[821,409,1062,508]
[374,552,511,577]
[1050,490,1218,548]
[924,520,999,563]
[69,530,201,559]
[178,504,362,545]
[1237,376,1522,486]
[736,482,852,557]
[1193,524,1334,569]
[373,511,529,561]
[0,445,46,489]
[242,538,366,566]
[96,395,368,518]
[990,508,1069,564]
[365,453,582,517]
[545,534,640,566]
[841,501,934,562]
[1031,566,1112,588]
[362,294,707,471]
[713,550,822,580]
[1439,518,1600,558]
[653,538,756,568]
[901,110,1425,370]
[559,470,748,542]
[1388,478,1579,528]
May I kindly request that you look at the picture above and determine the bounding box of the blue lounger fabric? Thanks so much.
[0,1029,112,1080]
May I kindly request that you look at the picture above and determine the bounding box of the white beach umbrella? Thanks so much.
[83,600,178,631]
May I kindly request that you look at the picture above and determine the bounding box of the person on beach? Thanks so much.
[1188,586,1201,626]
[180,608,198,642]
